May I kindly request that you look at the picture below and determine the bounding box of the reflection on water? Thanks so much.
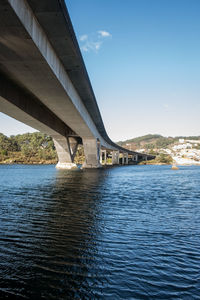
[0,165,200,299]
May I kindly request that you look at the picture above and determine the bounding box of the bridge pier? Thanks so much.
[82,138,102,168]
[121,154,125,165]
[120,153,128,165]
[112,151,119,165]
[53,135,78,169]
[100,151,103,164]
[100,150,107,165]
[125,153,129,165]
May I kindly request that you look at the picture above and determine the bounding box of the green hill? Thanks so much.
[0,132,57,164]
[0,132,200,165]
[117,134,200,152]
[0,132,85,164]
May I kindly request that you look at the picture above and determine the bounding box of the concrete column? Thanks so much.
[135,154,138,162]
[52,135,77,169]
[100,150,107,165]
[82,138,102,168]
[112,151,119,165]
[125,153,129,165]
[69,137,79,162]
[122,153,125,165]
[117,151,120,164]
[100,150,103,164]
[103,150,107,165]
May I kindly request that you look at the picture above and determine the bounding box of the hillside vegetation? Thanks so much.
[0,132,57,164]
[0,132,85,164]
[117,134,200,151]
[117,134,200,165]
[1,132,200,165]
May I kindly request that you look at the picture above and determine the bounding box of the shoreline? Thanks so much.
[1,162,200,167]
[0,160,57,165]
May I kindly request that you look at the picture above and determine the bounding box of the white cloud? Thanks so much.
[79,30,111,53]
[79,34,88,42]
[81,41,102,53]
[98,30,112,38]
[95,42,101,50]
[81,45,89,52]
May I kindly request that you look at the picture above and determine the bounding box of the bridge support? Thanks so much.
[101,150,107,165]
[121,154,125,165]
[82,138,102,168]
[53,135,78,169]
[100,151,103,164]
[112,151,119,165]
[125,153,129,165]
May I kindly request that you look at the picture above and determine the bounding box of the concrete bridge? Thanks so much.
[0,0,155,168]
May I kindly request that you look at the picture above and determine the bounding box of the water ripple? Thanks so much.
[0,165,200,299]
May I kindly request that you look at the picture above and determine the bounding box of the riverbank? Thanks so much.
[140,161,200,166]
[0,152,57,165]
[0,152,85,165]
[1,159,200,166]
[0,160,57,165]
[173,157,200,165]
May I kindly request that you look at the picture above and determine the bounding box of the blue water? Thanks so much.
[0,164,200,299]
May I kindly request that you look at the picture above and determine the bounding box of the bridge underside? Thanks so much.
[0,0,154,168]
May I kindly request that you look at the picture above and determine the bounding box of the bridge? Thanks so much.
[0,0,155,168]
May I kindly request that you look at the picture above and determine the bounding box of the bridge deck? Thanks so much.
[0,0,155,166]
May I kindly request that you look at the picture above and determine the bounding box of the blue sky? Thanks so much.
[1,0,200,140]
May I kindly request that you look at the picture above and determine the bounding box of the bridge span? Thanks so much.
[0,0,154,168]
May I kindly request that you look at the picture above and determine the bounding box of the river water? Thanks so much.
[0,164,200,299]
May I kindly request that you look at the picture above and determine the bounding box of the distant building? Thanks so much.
[186,140,200,144]
[164,149,172,154]
[136,149,145,153]
[173,143,192,150]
